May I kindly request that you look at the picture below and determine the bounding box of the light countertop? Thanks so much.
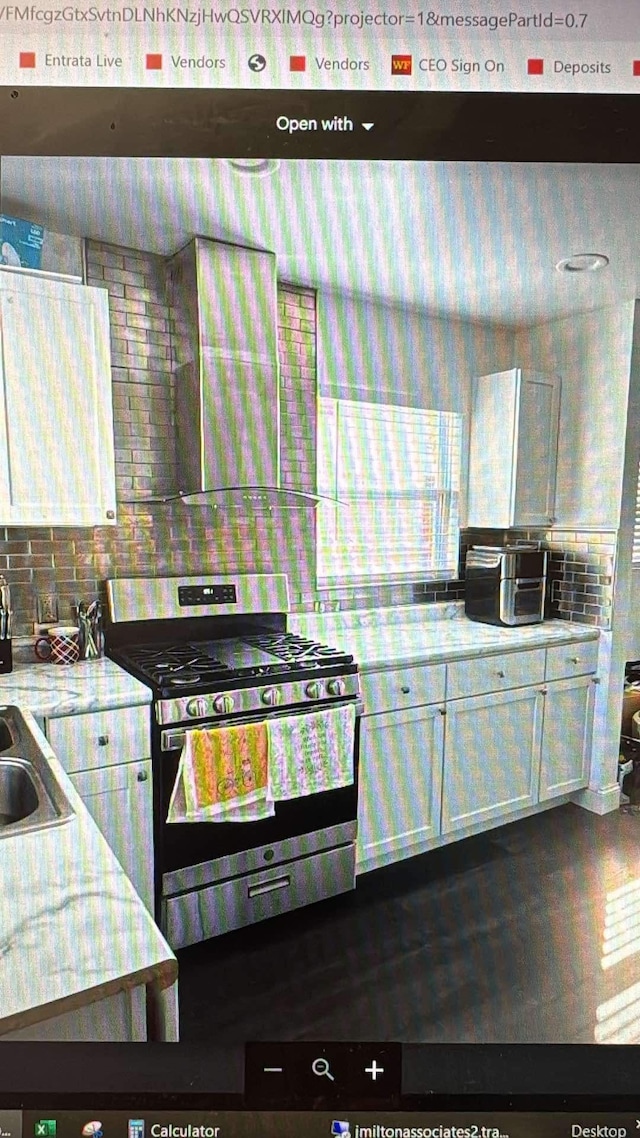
[291,604,600,672]
[0,656,151,718]
[0,709,176,1038]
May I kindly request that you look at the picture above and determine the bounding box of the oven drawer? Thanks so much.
[46,705,150,774]
[163,840,356,949]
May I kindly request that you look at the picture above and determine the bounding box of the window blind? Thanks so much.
[317,396,462,586]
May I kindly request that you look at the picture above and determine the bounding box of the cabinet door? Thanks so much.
[442,686,543,834]
[69,760,154,913]
[467,368,560,528]
[467,368,519,528]
[539,675,595,801]
[0,276,116,525]
[357,703,445,872]
[513,371,561,526]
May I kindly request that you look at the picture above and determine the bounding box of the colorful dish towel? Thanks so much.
[167,720,275,823]
[267,702,356,801]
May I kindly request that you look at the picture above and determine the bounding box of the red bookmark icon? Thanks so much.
[19,52,36,68]
[146,53,163,70]
[527,58,544,74]
[290,55,306,71]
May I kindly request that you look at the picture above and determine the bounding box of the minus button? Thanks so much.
[264,1066,284,1072]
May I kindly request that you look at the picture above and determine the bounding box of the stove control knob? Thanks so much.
[261,686,283,707]
[214,694,235,715]
[327,678,346,698]
[305,681,323,700]
[186,696,208,718]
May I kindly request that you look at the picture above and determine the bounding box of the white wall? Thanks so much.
[318,290,514,408]
[317,290,515,521]
[514,304,636,529]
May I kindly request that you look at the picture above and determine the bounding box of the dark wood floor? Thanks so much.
[176,803,640,1043]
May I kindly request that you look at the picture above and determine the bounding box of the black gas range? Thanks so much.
[105,573,362,950]
[108,624,358,723]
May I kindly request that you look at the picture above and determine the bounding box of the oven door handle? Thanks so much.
[160,696,364,752]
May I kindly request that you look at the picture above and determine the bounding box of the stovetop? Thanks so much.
[110,631,356,696]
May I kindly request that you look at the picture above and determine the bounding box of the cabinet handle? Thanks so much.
[571,656,580,664]
[97,734,109,746]
[592,677,601,685]
[439,706,447,716]
[540,687,548,695]
[137,769,148,782]
[106,509,115,520]
[400,685,411,694]
[496,670,506,678]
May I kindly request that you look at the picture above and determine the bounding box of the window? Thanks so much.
[316,396,462,587]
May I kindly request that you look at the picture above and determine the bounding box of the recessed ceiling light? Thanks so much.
[556,253,610,273]
[224,158,280,176]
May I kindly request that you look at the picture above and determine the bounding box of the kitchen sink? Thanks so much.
[0,706,74,838]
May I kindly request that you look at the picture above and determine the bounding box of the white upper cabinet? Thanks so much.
[467,369,561,528]
[0,271,116,526]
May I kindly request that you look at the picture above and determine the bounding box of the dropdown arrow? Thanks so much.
[362,122,374,130]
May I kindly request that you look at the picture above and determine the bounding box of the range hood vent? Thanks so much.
[132,485,333,509]
[160,236,322,507]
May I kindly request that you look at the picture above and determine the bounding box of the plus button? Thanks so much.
[365,1060,384,1081]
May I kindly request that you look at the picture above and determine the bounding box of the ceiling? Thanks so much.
[1,157,639,326]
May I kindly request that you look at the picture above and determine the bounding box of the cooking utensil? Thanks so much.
[0,577,13,673]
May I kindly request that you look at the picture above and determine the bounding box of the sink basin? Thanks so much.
[0,706,74,838]
[0,760,39,826]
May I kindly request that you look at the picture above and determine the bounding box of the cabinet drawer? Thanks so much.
[545,640,599,681]
[360,663,446,715]
[46,705,150,774]
[446,648,546,700]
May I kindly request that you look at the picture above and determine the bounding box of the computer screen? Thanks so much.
[1,0,640,1123]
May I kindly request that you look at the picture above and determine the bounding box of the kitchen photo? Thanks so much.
[1,157,640,1045]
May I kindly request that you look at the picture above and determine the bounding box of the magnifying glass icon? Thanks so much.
[312,1057,335,1081]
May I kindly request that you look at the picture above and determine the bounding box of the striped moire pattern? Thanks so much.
[0,237,612,633]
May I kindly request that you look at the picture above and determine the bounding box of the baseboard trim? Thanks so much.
[572,784,620,815]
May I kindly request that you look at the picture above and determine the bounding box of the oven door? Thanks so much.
[154,698,361,895]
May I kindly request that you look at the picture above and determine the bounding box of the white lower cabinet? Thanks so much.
[539,674,595,801]
[442,685,544,834]
[68,759,154,913]
[356,643,598,873]
[357,702,445,871]
[46,706,154,912]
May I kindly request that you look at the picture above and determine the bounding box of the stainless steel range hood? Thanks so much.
[161,236,322,509]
